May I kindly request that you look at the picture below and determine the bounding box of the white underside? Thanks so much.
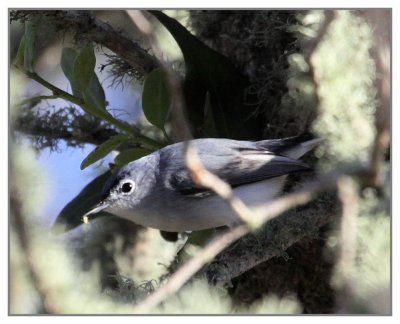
[112,176,287,232]
[224,176,286,225]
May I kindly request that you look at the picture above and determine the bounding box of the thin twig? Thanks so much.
[202,191,338,286]
[336,176,358,313]
[132,225,248,313]
[358,10,391,187]
[185,143,256,226]
[304,10,336,63]
[18,70,163,149]
[127,9,362,313]
[132,168,357,313]
[337,177,357,274]
[305,10,336,100]
[14,113,120,147]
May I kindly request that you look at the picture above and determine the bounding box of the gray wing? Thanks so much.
[159,139,311,197]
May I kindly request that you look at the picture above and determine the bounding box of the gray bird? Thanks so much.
[84,135,320,232]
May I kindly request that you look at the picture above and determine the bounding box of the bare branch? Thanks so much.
[337,177,357,275]
[358,10,391,187]
[304,10,336,107]
[202,191,338,286]
[14,106,120,149]
[185,143,255,226]
[335,176,358,313]
[304,10,336,63]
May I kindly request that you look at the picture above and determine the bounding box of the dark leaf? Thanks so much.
[149,10,261,139]
[60,47,82,98]
[52,171,113,232]
[61,46,107,116]
[24,18,39,72]
[83,72,107,114]
[13,35,26,69]
[74,45,107,112]
[142,68,171,131]
[73,45,96,90]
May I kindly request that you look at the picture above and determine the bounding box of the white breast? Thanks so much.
[113,176,287,232]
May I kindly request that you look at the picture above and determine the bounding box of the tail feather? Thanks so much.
[282,138,322,159]
[256,133,322,159]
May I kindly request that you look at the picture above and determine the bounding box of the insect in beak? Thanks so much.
[82,201,109,224]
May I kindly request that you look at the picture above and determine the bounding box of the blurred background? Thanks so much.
[9,9,391,314]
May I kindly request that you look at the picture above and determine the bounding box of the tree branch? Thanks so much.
[17,10,159,77]
[335,176,358,313]
[185,143,256,226]
[202,191,339,286]
[132,167,357,313]
[358,10,391,187]
[304,10,336,63]
[19,70,163,149]
[14,108,120,148]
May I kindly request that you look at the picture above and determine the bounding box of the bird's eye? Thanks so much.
[121,181,135,194]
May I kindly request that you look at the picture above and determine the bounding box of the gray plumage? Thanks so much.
[86,135,320,232]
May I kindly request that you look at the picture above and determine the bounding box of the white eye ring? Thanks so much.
[120,180,135,194]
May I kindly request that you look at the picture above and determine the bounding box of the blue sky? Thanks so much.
[32,51,143,225]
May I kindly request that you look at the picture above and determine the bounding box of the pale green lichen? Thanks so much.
[311,10,377,172]
[152,279,302,314]
[153,280,232,314]
[246,294,302,314]
[11,145,48,222]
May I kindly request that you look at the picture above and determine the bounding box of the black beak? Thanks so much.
[83,201,109,220]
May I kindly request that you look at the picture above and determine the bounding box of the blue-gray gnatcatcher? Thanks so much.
[84,134,320,232]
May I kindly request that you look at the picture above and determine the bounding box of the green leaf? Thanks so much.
[82,71,107,113]
[142,67,171,131]
[24,18,40,72]
[80,135,131,170]
[114,148,151,168]
[73,45,96,90]
[60,47,82,97]
[61,46,107,116]
[149,10,260,140]
[13,35,26,69]
[75,45,107,113]
[52,171,112,232]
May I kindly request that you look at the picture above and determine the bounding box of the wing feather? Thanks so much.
[159,139,311,197]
